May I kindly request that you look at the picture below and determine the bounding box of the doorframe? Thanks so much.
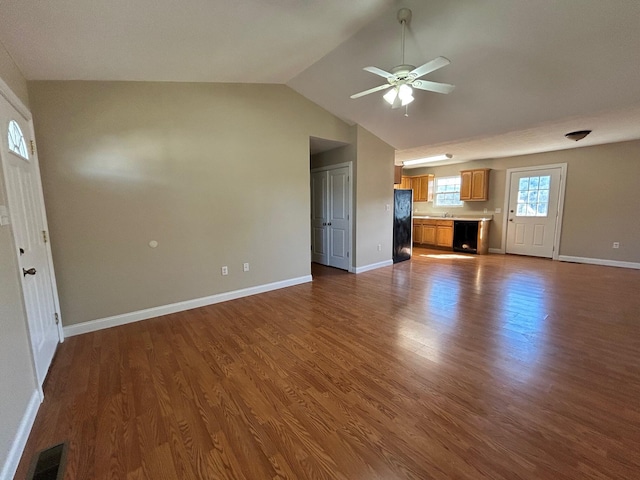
[0,81,64,341]
[500,163,567,260]
[310,161,354,272]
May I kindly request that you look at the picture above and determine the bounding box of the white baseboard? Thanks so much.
[64,275,313,337]
[488,248,504,254]
[354,260,393,274]
[0,389,40,480]
[558,255,640,270]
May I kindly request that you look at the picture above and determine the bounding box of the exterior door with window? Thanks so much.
[506,167,563,258]
[0,94,61,387]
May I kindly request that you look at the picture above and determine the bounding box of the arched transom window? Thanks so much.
[8,120,29,159]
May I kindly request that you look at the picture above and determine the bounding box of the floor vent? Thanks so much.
[26,442,67,480]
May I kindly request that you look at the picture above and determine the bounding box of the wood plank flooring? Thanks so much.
[14,248,640,479]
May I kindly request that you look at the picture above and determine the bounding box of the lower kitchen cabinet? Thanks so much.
[422,224,436,245]
[413,218,490,253]
[435,220,454,248]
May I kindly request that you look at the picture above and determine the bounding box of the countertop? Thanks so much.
[413,215,493,221]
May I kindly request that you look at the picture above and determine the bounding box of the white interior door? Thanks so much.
[327,166,350,270]
[506,166,563,258]
[310,170,328,264]
[310,164,351,271]
[0,95,60,386]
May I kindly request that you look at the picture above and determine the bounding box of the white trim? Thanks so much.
[0,389,40,480]
[501,163,567,260]
[64,275,313,337]
[354,260,393,273]
[488,248,504,254]
[558,255,640,270]
[0,77,30,121]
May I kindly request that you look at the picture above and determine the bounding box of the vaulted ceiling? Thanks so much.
[2,0,640,164]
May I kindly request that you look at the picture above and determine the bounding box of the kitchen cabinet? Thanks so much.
[460,168,490,201]
[399,176,412,190]
[413,217,491,253]
[423,223,436,245]
[412,223,422,244]
[411,174,434,202]
[435,220,454,247]
[394,165,403,185]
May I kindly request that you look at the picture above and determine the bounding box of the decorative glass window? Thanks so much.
[435,176,463,207]
[516,175,551,217]
[8,120,29,159]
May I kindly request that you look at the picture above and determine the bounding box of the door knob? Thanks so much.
[327,222,332,226]
[322,222,327,226]
[23,267,37,277]
[509,219,514,222]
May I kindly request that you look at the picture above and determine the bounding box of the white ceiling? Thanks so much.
[2,0,640,164]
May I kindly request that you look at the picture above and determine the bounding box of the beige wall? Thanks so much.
[28,81,353,326]
[0,59,38,474]
[354,126,395,268]
[407,140,640,263]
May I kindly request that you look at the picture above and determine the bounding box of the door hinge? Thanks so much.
[30,140,36,156]
[42,230,48,243]
[54,313,59,325]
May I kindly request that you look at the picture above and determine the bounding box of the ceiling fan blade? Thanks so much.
[350,83,393,99]
[363,66,394,79]
[412,80,455,94]
[410,56,451,79]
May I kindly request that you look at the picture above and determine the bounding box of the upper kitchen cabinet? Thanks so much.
[399,176,412,190]
[410,174,435,202]
[460,168,490,201]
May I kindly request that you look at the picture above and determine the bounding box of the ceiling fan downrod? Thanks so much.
[398,8,412,65]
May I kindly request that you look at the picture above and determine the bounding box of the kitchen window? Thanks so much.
[435,176,463,207]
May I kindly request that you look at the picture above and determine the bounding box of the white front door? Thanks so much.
[506,166,563,258]
[0,94,60,386]
[310,165,351,271]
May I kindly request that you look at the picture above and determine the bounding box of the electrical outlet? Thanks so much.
[385,204,391,211]
[613,242,620,249]
[221,266,228,275]
[495,208,502,214]
[377,244,382,251]
[243,262,249,272]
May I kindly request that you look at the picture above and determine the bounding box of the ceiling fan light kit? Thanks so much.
[350,8,455,111]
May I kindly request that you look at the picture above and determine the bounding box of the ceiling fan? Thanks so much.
[350,8,455,110]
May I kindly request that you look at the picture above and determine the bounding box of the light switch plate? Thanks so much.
[0,205,10,226]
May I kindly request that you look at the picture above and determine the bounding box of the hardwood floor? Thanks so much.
[14,248,640,479]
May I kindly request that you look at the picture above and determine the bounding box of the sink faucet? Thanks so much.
[443,212,449,218]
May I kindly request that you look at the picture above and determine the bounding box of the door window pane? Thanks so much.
[516,175,551,217]
[8,120,29,159]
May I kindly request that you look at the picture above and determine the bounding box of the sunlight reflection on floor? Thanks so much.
[420,254,476,260]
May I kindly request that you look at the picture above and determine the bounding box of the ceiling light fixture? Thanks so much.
[383,84,414,106]
[403,154,453,166]
[564,130,592,141]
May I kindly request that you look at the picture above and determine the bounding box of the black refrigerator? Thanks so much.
[393,189,413,263]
